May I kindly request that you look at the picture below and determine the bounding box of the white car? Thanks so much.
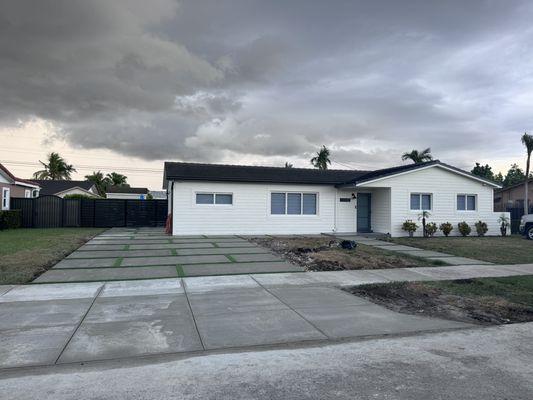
[519,214,533,240]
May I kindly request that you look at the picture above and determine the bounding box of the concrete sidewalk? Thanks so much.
[1,323,532,400]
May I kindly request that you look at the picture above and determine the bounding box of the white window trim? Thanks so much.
[2,187,10,210]
[456,193,477,212]
[194,192,234,206]
[409,192,433,212]
[24,189,31,198]
[269,191,319,216]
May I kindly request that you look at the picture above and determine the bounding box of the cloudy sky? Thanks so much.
[1,0,532,188]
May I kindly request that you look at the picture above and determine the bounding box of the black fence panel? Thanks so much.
[10,196,167,228]
[10,198,33,228]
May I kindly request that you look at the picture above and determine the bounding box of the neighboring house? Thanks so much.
[494,178,533,212]
[163,160,506,237]
[106,186,149,200]
[31,180,100,198]
[148,190,167,200]
[0,163,41,210]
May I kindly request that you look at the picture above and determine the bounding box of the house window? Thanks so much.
[457,194,476,211]
[195,193,233,205]
[2,187,10,210]
[271,192,317,215]
[410,193,432,210]
[24,190,31,198]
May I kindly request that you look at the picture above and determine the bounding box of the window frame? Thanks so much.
[270,191,319,216]
[2,187,10,210]
[409,192,432,211]
[456,193,477,212]
[194,192,233,206]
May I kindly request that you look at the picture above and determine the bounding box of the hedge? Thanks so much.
[0,209,22,230]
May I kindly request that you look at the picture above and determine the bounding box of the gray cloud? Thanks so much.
[1,0,533,170]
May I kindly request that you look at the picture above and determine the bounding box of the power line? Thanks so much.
[1,160,164,174]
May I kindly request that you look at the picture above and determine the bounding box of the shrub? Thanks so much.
[498,214,510,237]
[63,194,94,200]
[439,222,453,237]
[0,210,22,230]
[457,221,471,237]
[425,222,438,237]
[475,220,488,237]
[402,220,418,237]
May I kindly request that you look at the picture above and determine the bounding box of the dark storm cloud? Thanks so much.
[1,0,533,167]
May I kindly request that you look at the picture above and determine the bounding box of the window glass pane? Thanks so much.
[467,195,476,210]
[287,193,302,214]
[215,194,232,204]
[457,195,466,210]
[271,193,286,214]
[421,194,431,210]
[196,193,214,204]
[410,194,420,210]
[303,194,317,214]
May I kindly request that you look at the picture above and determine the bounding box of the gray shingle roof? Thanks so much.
[31,180,95,196]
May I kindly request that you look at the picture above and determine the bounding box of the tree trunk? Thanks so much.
[526,153,531,215]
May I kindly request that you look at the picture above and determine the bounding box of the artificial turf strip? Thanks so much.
[176,265,185,277]
[225,255,237,262]
[123,245,130,250]
[113,257,124,267]
[170,249,178,256]
[212,242,219,248]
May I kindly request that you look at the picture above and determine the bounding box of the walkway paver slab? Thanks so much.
[79,244,127,251]
[58,317,203,363]
[215,242,256,248]
[68,249,172,259]
[367,268,435,282]
[313,270,389,286]
[183,275,260,293]
[296,303,472,339]
[371,245,427,252]
[129,243,215,250]
[183,261,301,277]
[252,272,321,287]
[177,247,268,256]
[54,258,118,269]
[0,299,93,330]
[0,325,75,368]
[0,282,103,302]
[122,255,229,266]
[87,239,170,245]
[34,266,178,283]
[195,308,326,350]
[100,278,183,297]
[230,253,281,263]
[188,288,288,316]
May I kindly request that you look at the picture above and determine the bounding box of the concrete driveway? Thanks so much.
[34,228,302,283]
[0,276,471,369]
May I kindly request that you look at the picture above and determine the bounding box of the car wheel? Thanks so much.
[528,226,533,240]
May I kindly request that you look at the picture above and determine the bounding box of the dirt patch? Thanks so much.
[347,281,533,325]
[250,236,434,271]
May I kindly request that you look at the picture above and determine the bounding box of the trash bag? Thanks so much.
[340,240,357,250]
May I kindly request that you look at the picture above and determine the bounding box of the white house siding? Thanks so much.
[360,166,507,237]
[366,188,391,234]
[335,190,357,232]
[172,181,338,235]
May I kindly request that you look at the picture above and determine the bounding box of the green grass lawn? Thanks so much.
[389,235,533,264]
[0,228,104,284]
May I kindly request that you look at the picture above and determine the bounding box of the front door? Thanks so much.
[357,193,371,232]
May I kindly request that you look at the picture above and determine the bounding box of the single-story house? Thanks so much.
[31,180,100,198]
[494,178,533,212]
[0,163,41,210]
[106,186,149,200]
[163,160,508,237]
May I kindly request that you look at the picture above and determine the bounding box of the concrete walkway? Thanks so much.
[2,323,532,399]
[331,234,493,265]
[2,262,533,369]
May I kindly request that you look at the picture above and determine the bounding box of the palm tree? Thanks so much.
[85,171,107,197]
[106,172,128,187]
[284,162,293,168]
[401,148,433,164]
[521,132,533,214]
[310,145,331,170]
[33,152,76,180]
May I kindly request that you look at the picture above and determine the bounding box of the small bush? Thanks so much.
[63,194,94,200]
[402,220,418,236]
[425,222,438,237]
[0,210,22,230]
[439,222,453,237]
[457,221,471,237]
[475,220,488,237]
